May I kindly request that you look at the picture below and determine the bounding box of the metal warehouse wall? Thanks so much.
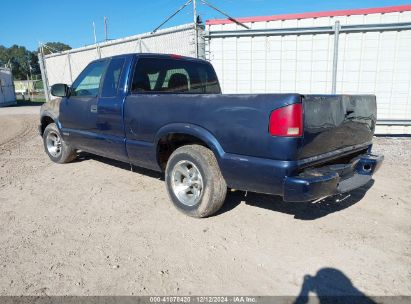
[40,23,200,97]
[206,5,411,134]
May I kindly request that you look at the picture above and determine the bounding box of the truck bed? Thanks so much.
[124,93,376,163]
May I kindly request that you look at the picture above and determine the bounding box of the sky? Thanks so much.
[1,0,410,51]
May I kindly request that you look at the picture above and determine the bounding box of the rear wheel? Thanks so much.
[43,123,76,164]
[165,145,227,218]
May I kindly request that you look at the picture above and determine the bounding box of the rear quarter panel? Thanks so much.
[123,93,302,163]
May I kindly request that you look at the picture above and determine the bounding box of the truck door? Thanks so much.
[59,59,109,153]
[94,56,129,162]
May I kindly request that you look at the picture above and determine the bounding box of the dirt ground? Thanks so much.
[0,105,410,297]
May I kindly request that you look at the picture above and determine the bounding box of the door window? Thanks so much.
[71,60,108,97]
[101,58,125,98]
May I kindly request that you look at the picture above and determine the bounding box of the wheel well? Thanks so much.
[40,116,54,135]
[157,133,211,171]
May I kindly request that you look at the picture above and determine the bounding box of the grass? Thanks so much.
[16,97,46,103]
[29,98,46,103]
[13,99,45,107]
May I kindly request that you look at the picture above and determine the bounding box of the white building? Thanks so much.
[0,68,16,107]
[206,5,411,134]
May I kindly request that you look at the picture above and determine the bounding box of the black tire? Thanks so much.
[165,144,227,218]
[43,123,77,164]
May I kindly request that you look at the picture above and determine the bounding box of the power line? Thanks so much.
[200,0,250,29]
[151,0,193,34]
[150,0,250,58]
[151,0,250,33]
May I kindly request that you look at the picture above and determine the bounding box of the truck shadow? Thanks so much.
[219,180,374,220]
[76,153,374,220]
[76,153,164,180]
[293,267,376,304]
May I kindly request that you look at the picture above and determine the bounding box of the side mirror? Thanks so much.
[50,83,69,97]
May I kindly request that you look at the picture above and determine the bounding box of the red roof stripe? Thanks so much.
[206,4,411,25]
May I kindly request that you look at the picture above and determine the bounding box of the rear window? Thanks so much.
[131,57,221,94]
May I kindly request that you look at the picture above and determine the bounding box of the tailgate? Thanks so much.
[299,95,376,159]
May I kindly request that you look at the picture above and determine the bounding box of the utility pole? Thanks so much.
[93,21,97,44]
[28,60,33,101]
[104,16,108,41]
[93,21,101,58]
[193,0,198,58]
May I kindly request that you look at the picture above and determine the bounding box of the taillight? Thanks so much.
[269,103,303,137]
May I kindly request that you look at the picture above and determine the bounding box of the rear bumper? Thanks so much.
[283,153,383,202]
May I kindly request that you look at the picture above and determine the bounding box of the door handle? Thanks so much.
[90,105,97,113]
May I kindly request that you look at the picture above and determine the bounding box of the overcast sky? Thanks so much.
[1,0,410,50]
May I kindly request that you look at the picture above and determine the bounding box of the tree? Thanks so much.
[39,42,71,55]
[0,42,71,80]
[0,45,33,80]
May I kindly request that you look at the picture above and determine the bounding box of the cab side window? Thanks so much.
[71,60,108,97]
[131,57,221,94]
[101,58,125,98]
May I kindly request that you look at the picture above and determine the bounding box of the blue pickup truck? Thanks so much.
[40,53,383,217]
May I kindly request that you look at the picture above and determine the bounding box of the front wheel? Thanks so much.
[43,123,77,164]
[165,145,227,218]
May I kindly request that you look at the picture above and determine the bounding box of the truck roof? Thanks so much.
[93,53,209,64]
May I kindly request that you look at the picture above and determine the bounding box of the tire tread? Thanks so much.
[165,144,227,218]
[43,123,77,164]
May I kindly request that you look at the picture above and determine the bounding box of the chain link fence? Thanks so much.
[39,23,202,101]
